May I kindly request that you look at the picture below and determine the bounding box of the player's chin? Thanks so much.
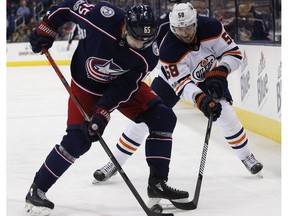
[181,37,192,44]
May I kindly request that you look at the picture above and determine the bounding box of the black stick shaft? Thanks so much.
[170,113,213,210]
[42,49,173,216]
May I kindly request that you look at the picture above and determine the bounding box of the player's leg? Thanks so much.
[216,100,263,175]
[25,127,92,215]
[93,121,149,183]
[93,77,181,183]
[138,102,189,201]
[25,81,97,215]
[122,82,189,200]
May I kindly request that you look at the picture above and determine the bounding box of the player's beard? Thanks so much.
[177,32,195,44]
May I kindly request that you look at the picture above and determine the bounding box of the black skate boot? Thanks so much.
[242,154,263,175]
[25,183,54,216]
[147,176,189,211]
[93,161,117,184]
[147,177,189,200]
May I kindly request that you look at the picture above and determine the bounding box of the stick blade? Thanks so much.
[169,199,197,210]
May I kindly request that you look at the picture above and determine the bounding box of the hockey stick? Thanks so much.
[170,112,213,210]
[42,48,173,216]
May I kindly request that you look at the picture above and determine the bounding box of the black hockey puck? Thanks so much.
[151,204,163,213]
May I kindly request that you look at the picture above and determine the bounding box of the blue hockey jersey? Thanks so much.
[156,12,170,46]
[45,0,159,112]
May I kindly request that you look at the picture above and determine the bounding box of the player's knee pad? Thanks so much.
[138,103,177,134]
[60,125,92,159]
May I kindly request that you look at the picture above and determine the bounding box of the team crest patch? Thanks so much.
[85,57,128,83]
[100,6,115,18]
[191,55,215,82]
[152,42,159,56]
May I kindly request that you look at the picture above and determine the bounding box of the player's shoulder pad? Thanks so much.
[159,31,191,63]
[197,16,223,41]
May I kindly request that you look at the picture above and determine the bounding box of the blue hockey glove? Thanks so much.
[82,107,110,142]
[30,18,57,53]
[195,92,222,121]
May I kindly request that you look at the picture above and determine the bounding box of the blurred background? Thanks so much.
[6,0,281,44]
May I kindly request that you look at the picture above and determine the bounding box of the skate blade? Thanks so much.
[92,179,106,184]
[256,171,264,178]
[25,203,52,216]
[92,176,115,184]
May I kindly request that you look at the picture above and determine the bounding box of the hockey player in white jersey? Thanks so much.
[93,2,263,185]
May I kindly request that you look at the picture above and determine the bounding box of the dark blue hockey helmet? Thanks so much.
[125,5,157,47]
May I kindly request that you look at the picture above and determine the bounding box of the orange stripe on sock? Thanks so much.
[119,138,137,151]
[228,132,247,145]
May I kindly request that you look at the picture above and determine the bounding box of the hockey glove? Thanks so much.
[204,66,229,99]
[83,107,110,142]
[30,17,57,53]
[196,92,222,121]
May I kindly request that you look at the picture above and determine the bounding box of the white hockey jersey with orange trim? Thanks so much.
[158,16,242,104]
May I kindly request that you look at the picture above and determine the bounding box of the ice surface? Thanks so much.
[6,66,282,216]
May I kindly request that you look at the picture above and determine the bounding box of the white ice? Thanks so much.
[6,66,282,216]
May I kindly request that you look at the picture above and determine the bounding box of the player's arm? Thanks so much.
[30,0,93,53]
[210,19,243,72]
[159,58,193,96]
[160,59,221,121]
[96,67,146,112]
[203,20,243,99]
[84,67,146,140]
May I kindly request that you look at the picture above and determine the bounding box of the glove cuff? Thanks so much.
[195,93,216,110]
[95,107,110,123]
[205,66,228,79]
[195,92,205,109]
[37,20,57,39]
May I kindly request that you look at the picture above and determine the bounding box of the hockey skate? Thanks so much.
[147,176,189,212]
[92,161,117,184]
[25,183,54,216]
[242,154,263,177]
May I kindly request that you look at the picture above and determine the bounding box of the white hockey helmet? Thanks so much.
[169,2,197,33]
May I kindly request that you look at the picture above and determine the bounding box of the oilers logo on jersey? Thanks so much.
[85,57,129,83]
[191,55,215,82]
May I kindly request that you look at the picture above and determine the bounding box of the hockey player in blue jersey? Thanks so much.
[156,0,181,46]
[93,2,263,187]
[25,1,189,215]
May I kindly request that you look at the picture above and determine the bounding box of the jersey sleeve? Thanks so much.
[159,56,202,104]
[210,23,243,72]
[44,0,95,27]
[95,66,146,112]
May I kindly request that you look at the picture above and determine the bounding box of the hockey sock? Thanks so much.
[145,133,172,181]
[33,144,75,192]
[216,101,252,160]
[226,127,251,160]
[113,121,148,165]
